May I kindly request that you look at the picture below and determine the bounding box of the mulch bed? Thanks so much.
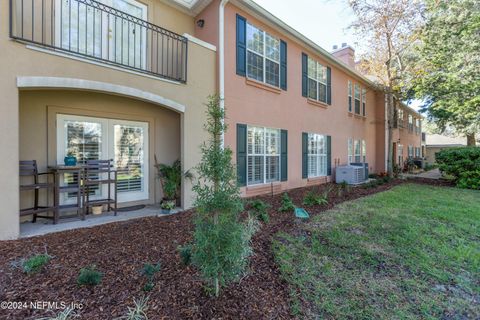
[0,179,444,319]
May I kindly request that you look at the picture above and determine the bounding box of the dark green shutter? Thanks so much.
[236,14,247,76]
[237,124,247,186]
[301,53,308,97]
[302,132,308,179]
[281,129,288,181]
[327,135,332,176]
[280,40,287,90]
[326,66,332,105]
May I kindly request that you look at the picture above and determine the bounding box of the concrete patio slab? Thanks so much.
[20,206,182,238]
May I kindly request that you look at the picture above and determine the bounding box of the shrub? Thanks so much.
[191,95,256,297]
[178,244,192,266]
[279,193,295,212]
[115,296,149,320]
[77,265,103,286]
[436,147,480,189]
[22,254,51,274]
[141,262,161,291]
[246,199,270,223]
[303,190,328,206]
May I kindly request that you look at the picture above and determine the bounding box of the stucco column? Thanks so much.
[0,78,20,240]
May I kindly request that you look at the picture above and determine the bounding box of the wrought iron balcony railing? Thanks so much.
[10,0,188,83]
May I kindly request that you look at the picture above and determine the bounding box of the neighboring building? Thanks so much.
[195,0,387,197]
[425,134,467,164]
[391,101,424,168]
[0,0,216,240]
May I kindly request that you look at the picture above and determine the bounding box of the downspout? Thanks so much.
[219,0,230,148]
[385,94,389,172]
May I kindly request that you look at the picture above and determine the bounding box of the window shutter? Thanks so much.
[236,124,247,186]
[301,53,308,97]
[327,135,332,176]
[281,129,288,181]
[236,14,247,76]
[302,132,308,179]
[280,40,287,90]
[326,66,332,105]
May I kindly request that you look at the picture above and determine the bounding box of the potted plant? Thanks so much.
[64,150,77,166]
[154,156,193,214]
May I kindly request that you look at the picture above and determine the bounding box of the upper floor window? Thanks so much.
[247,126,281,185]
[408,115,414,132]
[415,118,421,134]
[307,133,328,178]
[348,81,353,112]
[246,23,280,87]
[354,84,361,114]
[361,88,367,116]
[307,58,328,103]
[398,109,404,127]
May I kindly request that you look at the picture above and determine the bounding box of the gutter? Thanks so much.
[219,0,230,148]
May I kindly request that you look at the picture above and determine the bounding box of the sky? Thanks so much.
[252,0,422,111]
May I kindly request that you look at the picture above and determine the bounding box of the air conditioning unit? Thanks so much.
[336,165,366,185]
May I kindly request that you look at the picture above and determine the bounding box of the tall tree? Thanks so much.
[348,0,424,174]
[409,0,480,146]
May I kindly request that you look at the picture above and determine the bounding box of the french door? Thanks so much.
[55,0,148,69]
[57,114,149,204]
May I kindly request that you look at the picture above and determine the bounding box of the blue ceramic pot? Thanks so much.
[64,156,77,166]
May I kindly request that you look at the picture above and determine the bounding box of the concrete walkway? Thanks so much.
[20,206,182,238]
[403,168,442,180]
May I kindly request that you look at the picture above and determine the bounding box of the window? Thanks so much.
[398,109,404,127]
[354,84,361,114]
[307,57,328,103]
[57,115,149,203]
[307,133,327,177]
[408,114,413,132]
[348,138,353,164]
[398,144,404,165]
[348,80,353,112]
[246,23,280,87]
[247,126,281,185]
[361,88,366,116]
[408,145,414,158]
[354,140,361,163]
[362,140,366,162]
[415,118,421,135]
[415,147,421,158]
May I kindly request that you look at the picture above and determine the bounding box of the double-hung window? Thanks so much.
[408,115,414,132]
[408,145,414,158]
[362,140,366,162]
[307,58,328,103]
[354,84,361,114]
[247,126,281,185]
[307,133,327,177]
[348,81,353,112]
[398,144,404,164]
[415,118,421,135]
[354,140,362,163]
[398,109,404,127]
[348,138,354,164]
[246,23,280,87]
[361,88,366,116]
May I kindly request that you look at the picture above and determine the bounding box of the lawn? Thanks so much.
[273,184,480,319]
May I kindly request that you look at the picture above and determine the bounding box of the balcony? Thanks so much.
[9,0,188,83]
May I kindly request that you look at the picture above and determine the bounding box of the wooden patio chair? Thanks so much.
[83,159,118,216]
[19,160,57,223]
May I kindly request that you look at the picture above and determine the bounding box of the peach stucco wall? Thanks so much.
[196,3,386,194]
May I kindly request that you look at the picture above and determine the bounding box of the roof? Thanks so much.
[426,134,467,147]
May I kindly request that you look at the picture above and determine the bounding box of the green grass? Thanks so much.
[273,184,480,319]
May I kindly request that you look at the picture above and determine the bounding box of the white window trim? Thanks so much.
[246,23,281,88]
[56,114,149,204]
[361,88,367,116]
[307,57,328,103]
[354,84,361,114]
[246,126,281,186]
[348,80,352,112]
[307,133,328,178]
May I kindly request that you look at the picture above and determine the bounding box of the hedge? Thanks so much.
[436,147,480,190]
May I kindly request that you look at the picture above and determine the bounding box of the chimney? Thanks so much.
[332,43,355,68]
[333,44,338,50]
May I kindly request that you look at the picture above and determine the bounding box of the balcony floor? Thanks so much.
[20,205,182,238]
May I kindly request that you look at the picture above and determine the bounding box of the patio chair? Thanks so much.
[19,160,57,223]
[83,159,118,216]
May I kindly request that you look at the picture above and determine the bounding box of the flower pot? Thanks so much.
[160,199,176,214]
[161,208,171,214]
[64,156,77,166]
[92,205,103,215]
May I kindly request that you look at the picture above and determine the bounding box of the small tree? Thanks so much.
[191,95,257,297]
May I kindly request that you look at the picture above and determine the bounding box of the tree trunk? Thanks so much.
[466,133,476,146]
[386,92,395,176]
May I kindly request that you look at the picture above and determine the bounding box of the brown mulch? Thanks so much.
[0,179,445,319]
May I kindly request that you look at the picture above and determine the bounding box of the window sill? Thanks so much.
[348,112,366,119]
[245,78,282,94]
[307,98,328,109]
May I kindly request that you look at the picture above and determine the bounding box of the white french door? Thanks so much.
[57,114,149,204]
[55,0,148,69]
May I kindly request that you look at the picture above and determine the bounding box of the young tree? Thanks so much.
[191,96,257,297]
[409,0,479,146]
[348,0,425,174]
